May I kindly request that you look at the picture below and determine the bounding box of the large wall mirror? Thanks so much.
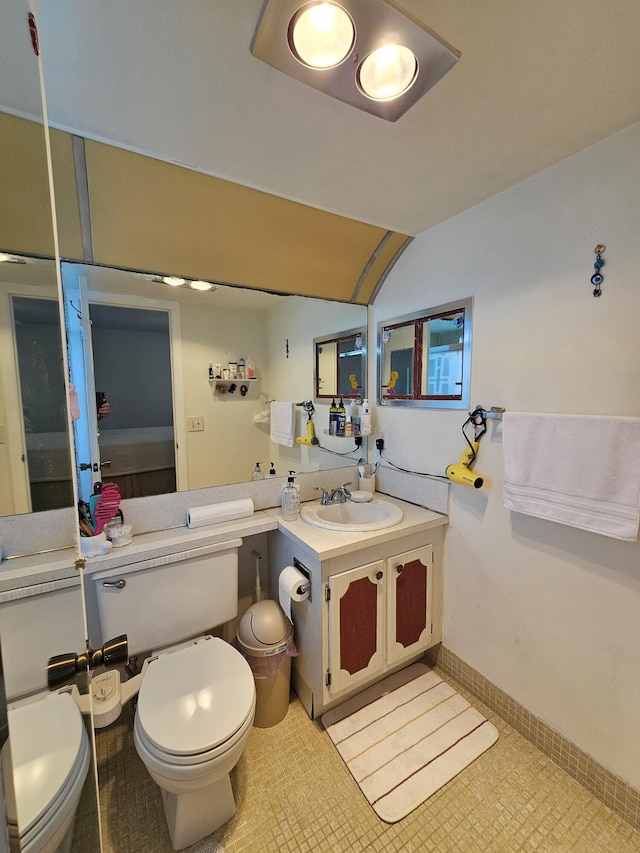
[60,262,367,503]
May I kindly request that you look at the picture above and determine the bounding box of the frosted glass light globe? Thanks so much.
[358,44,417,100]
[290,2,355,68]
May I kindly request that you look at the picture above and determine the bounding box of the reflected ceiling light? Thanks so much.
[162,276,186,287]
[289,3,355,69]
[189,280,216,292]
[251,0,459,122]
[0,252,26,264]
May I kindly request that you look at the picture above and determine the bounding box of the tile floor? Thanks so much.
[85,669,640,853]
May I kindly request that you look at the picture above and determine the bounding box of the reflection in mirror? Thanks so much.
[378,298,472,408]
[313,328,366,401]
[62,262,368,499]
[0,257,73,514]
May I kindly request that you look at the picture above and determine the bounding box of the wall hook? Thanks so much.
[591,244,605,297]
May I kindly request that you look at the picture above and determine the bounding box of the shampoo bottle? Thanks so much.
[337,398,346,436]
[360,399,373,436]
[329,398,339,435]
[281,471,300,521]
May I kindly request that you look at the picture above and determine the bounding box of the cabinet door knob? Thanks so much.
[376,570,384,580]
[396,564,404,574]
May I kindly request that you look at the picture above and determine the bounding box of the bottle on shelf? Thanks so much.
[329,398,339,435]
[349,399,360,436]
[360,399,372,436]
[251,462,263,481]
[337,398,346,436]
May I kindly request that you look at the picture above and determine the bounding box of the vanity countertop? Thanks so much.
[0,511,278,595]
[1,495,447,595]
[264,494,447,561]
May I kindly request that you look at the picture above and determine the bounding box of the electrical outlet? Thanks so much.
[187,416,204,432]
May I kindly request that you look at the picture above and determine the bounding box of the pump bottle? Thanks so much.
[360,400,372,436]
[281,471,300,521]
[251,462,263,481]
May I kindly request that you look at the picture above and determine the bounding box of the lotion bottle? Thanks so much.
[360,399,372,436]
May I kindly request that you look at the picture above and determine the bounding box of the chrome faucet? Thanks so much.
[330,482,353,504]
[315,482,354,505]
[314,487,332,506]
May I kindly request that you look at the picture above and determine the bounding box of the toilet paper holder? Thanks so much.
[293,559,311,600]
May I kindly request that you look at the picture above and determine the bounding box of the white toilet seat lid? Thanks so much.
[137,637,255,756]
[3,692,87,835]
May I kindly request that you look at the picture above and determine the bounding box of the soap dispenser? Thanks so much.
[281,471,300,521]
[251,462,263,481]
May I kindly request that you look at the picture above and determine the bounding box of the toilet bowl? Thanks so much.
[1,692,90,853]
[92,539,255,849]
[132,636,256,851]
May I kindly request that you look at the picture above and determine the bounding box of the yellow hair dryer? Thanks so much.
[445,441,485,489]
[296,419,319,446]
[295,400,319,446]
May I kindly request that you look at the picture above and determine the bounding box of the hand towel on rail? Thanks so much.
[502,412,640,540]
[270,401,295,447]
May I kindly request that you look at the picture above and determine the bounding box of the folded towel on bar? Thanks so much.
[503,412,640,541]
[270,401,295,447]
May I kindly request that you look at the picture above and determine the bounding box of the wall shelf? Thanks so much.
[210,377,259,397]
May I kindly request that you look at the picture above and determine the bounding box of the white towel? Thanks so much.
[187,499,254,528]
[270,401,295,447]
[503,413,640,541]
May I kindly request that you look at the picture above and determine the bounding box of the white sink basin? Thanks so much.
[301,498,403,532]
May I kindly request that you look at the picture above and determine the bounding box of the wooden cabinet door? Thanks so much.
[386,545,433,667]
[327,560,385,695]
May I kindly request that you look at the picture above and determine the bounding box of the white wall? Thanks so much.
[180,301,271,487]
[373,121,640,788]
[266,297,366,478]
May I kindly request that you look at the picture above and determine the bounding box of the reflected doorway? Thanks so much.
[89,303,176,499]
[11,296,73,511]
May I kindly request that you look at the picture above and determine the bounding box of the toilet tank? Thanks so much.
[91,539,242,655]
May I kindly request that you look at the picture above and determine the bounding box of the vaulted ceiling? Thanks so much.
[27,0,640,237]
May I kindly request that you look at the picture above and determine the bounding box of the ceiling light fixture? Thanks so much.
[289,2,355,68]
[251,0,459,122]
[189,280,216,292]
[162,276,187,287]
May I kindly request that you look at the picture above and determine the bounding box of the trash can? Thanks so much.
[236,600,295,728]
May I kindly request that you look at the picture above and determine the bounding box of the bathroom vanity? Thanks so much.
[0,493,446,720]
[265,496,448,719]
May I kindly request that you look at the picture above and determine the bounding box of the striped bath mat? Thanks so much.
[322,663,498,823]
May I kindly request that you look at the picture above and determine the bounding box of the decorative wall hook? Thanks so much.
[591,244,605,297]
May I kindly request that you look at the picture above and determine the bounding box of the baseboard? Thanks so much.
[425,644,640,832]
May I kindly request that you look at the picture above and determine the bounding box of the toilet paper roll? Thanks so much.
[278,565,310,621]
[186,499,254,528]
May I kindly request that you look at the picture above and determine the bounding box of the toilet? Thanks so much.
[1,692,90,853]
[92,539,256,850]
